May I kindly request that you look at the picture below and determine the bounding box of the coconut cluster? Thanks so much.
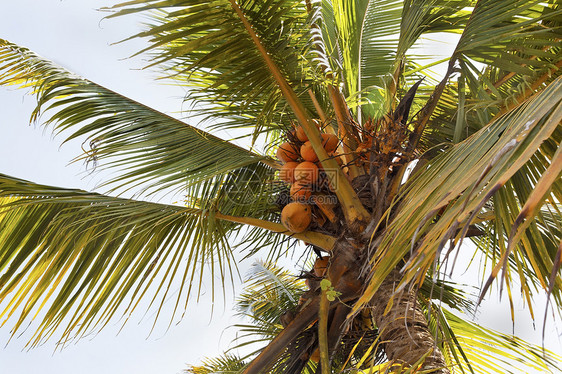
[276,121,340,234]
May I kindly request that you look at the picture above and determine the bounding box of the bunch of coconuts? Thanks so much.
[276,120,340,234]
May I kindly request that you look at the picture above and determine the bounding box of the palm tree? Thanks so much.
[0,0,561,373]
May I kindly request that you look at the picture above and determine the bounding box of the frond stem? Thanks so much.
[308,89,331,131]
[213,212,336,252]
[387,59,404,112]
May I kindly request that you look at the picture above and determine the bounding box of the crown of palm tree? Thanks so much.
[0,0,561,373]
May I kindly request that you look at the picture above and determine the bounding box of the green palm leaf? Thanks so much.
[0,174,240,346]
[0,172,336,346]
[318,0,471,119]
[0,38,272,196]
[321,0,402,119]
[229,262,303,364]
[236,261,304,325]
[435,308,562,374]
[325,0,401,97]
[186,353,247,374]
[355,75,562,316]
[405,0,560,153]
[455,1,561,68]
[423,47,561,150]
[107,0,321,142]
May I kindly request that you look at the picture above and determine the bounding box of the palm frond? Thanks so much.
[455,1,561,69]
[236,261,305,326]
[229,261,319,373]
[0,174,238,346]
[0,38,271,196]
[320,0,471,120]
[324,0,402,98]
[0,173,335,346]
[186,353,247,374]
[422,46,561,150]
[398,0,471,59]
[406,0,560,152]
[374,0,471,117]
[107,0,323,143]
[331,0,403,122]
[226,262,302,361]
[435,308,562,374]
[420,277,476,314]
[354,75,562,316]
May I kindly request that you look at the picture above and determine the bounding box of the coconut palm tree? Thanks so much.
[0,0,561,373]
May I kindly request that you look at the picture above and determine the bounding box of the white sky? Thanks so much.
[0,1,560,374]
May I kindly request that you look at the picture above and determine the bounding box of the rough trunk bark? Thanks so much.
[371,268,450,373]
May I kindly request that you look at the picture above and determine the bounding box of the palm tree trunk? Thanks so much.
[371,268,450,373]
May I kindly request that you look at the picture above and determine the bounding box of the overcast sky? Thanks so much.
[0,1,560,374]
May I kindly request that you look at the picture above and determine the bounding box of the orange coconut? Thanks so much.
[313,256,329,277]
[290,182,312,202]
[279,161,299,183]
[300,141,319,162]
[281,202,312,233]
[276,142,300,163]
[294,161,319,185]
[295,120,321,142]
[321,133,339,152]
[295,126,308,142]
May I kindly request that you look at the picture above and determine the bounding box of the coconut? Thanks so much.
[290,182,312,202]
[300,141,319,162]
[279,161,299,183]
[294,161,319,184]
[295,120,321,142]
[276,142,300,163]
[313,256,329,277]
[281,202,312,233]
[321,133,339,152]
[295,126,308,142]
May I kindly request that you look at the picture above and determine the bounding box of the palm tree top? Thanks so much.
[0,1,561,373]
